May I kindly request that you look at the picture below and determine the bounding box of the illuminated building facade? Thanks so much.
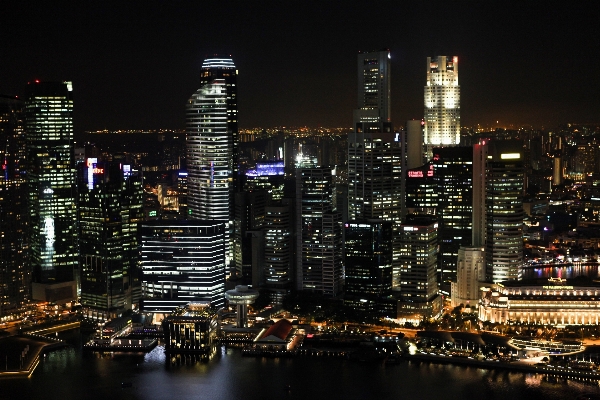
[479,279,600,326]
[77,160,143,320]
[296,167,343,296]
[140,221,226,313]
[186,57,237,264]
[162,303,219,354]
[0,95,28,317]
[424,56,460,147]
[450,247,485,308]
[25,81,78,300]
[484,140,524,283]
[397,215,440,319]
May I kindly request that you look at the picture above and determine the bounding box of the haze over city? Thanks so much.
[1,1,598,131]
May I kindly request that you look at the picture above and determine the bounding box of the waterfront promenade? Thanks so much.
[0,321,79,377]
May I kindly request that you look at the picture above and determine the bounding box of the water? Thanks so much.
[2,330,600,400]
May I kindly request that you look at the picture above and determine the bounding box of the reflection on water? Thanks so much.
[523,265,600,280]
[2,332,600,400]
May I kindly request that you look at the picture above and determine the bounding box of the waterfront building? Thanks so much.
[484,140,524,283]
[225,285,259,328]
[140,221,226,313]
[186,57,237,265]
[424,56,460,149]
[0,95,28,318]
[24,81,77,302]
[77,160,144,320]
[253,319,297,351]
[162,303,219,354]
[479,278,600,326]
[296,167,343,296]
[396,215,440,320]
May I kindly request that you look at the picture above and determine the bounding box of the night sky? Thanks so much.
[1,1,598,133]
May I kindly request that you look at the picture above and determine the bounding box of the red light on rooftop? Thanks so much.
[35,79,40,83]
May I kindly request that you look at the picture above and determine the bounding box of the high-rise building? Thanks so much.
[344,220,393,297]
[354,50,391,125]
[186,57,237,265]
[77,160,143,320]
[263,199,293,303]
[140,221,226,313]
[424,56,460,148]
[483,140,524,283]
[0,95,28,317]
[296,167,343,296]
[25,81,77,302]
[432,146,473,290]
[396,215,440,319]
[406,119,424,170]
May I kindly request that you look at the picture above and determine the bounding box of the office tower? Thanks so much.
[263,199,293,304]
[78,160,143,320]
[484,140,524,282]
[396,215,440,319]
[296,167,343,296]
[186,56,237,265]
[355,50,390,125]
[424,56,460,148]
[406,119,424,170]
[0,95,28,317]
[233,190,267,283]
[348,49,402,223]
[25,81,77,302]
[344,220,393,315]
[140,221,226,313]
[450,247,485,308]
[472,142,487,247]
[432,146,473,290]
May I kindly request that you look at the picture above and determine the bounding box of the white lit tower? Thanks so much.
[424,56,460,151]
[187,57,238,266]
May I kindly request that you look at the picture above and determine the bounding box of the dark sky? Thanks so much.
[1,1,599,132]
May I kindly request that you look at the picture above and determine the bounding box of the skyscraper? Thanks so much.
[348,49,402,223]
[484,140,524,283]
[354,50,390,126]
[0,95,28,317]
[140,221,226,313]
[397,214,440,320]
[296,167,343,296]
[78,160,144,320]
[186,57,237,265]
[25,81,77,302]
[424,56,460,147]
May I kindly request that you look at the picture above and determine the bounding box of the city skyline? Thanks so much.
[1,2,598,132]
